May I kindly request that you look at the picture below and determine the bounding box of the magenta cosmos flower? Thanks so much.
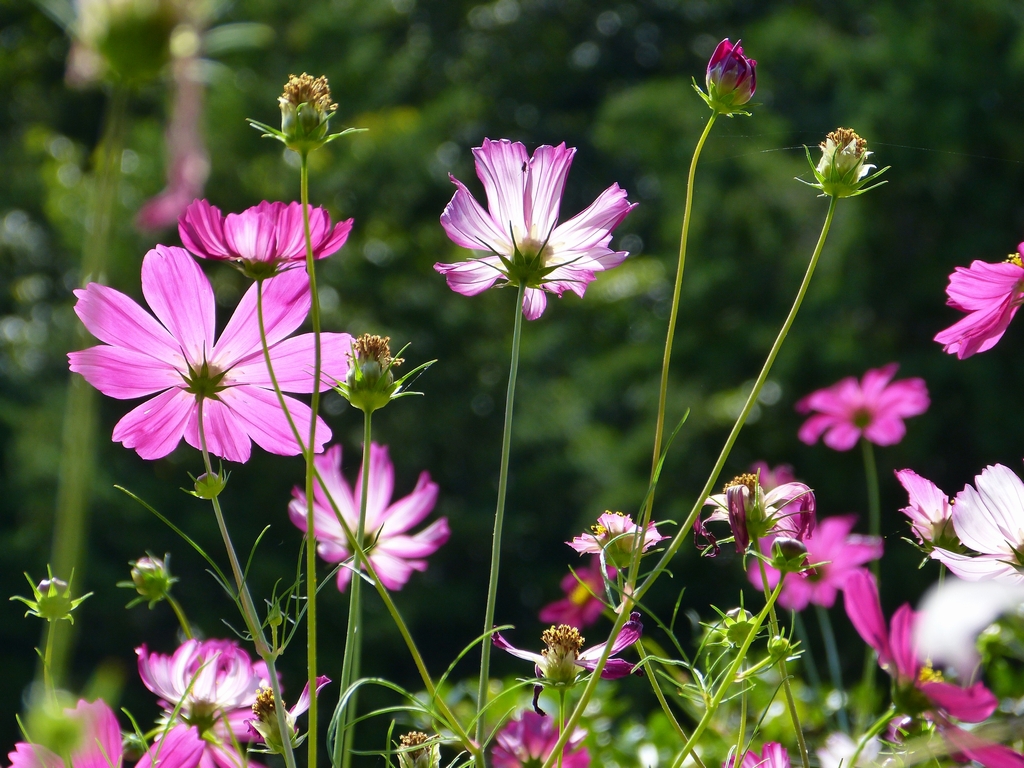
[844,570,1024,768]
[538,557,616,629]
[288,443,449,592]
[702,39,757,115]
[698,474,815,555]
[749,461,795,492]
[931,465,1024,584]
[568,511,666,568]
[179,199,353,277]
[725,743,789,768]
[137,639,269,768]
[934,252,1024,359]
[754,515,881,611]
[895,469,955,548]
[7,699,204,768]
[492,711,589,768]
[68,245,351,462]
[796,363,929,451]
[435,138,637,320]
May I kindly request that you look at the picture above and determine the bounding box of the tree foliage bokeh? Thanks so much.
[2,0,1024,758]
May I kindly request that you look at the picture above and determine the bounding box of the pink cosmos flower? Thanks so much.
[288,443,449,592]
[754,515,882,611]
[796,363,929,451]
[491,711,589,768]
[538,557,616,629]
[435,138,637,320]
[844,570,1024,768]
[699,476,815,555]
[749,461,795,492]
[725,743,789,768]
[137,639,268,768]
[704,39,757,112]
[934,253,1024,359]
[568,511,666,567]
[246,676,330,752]
[68,245,351,462]
[931,465,1024,584]
[894,469,955,547]
[179,199,353,276]
[7,699,204,768]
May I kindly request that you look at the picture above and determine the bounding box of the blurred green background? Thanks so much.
[3,0,1024,761]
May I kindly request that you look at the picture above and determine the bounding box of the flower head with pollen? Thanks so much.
[568,511,666,568]
[337,333,426,413]
[800,127,888,198]
[249,73,361,155]
[246,677,330,755]
[435,138,636,320]
[493,612,643,713]
[397,732,440,768]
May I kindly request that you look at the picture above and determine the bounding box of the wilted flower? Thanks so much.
[7,699,204,768]
[800,128,888,199]
[492,711,589,768]
[754,515,882,611]
[289,443,449,591]
[934,251,1024,359]
[568,511,666,567]
[137,639,269,767]
[931,464,1024,584]
[247,676,330,754]
[435,138,636,319]
[120,554,176,608]
[539,557,616,629]
[698,474,815,556]
[68,246,352,462]
[493,614,643,712]
[796,363,929,451]
[395,732,441,768]
[696,38,757,116]
[894,469,957,549]
[179,199,353,280]
[12,569,91,624]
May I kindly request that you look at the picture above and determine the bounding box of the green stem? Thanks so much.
[791,612,822,692]
[339,412,372,768]
[48,84,130,687]
[815,604,849,733]
[733,662,747,768]
[166,595,194,640]
[849,705,896,768]
[300,153,322,768]
[195,399,298,768]
[476,281,527,751]
[540,196,841,768]
[42,622,55,699]
[755,553,808,768]
[859,438,880,722]
[557,690,566,768]
[637,642,706,768]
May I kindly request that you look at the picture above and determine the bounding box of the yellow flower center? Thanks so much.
[918,663,944,684]
[570,582,592,606]
[1007,253,1023,267]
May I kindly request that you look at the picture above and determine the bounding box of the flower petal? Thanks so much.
[842,569,892,667]
[548,184,636,256]
[434,256,506,296]
[952,465,1024,556]
[8,745,62,768]
[141,245,216,369]
[440,176,512,255]
[524,143,575,239]
[930,549,1024,584]
[179,199,231,260]
[72,283,181,361]
[225,332,353,393]
[69,700,123,768]
[922,681,997,723]
[354,443,395,531]
[377,472,439,536]
[522,287,547,320]
[473,139,529,239]
[112,388,194,459]
[200,386,330,459]
[942,725,1024,768]
[492,631,545,665]
[69,346,182,399]
[137,726,205,768]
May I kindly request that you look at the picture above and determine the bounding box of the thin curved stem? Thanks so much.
[339,412,372,768]
[849,704,896,768]
[166,595,194,640]
[539,196,840,768]
[816,604,849,733]
[300,153,323,768]
[195,399,298,768]
[476,281,527,753]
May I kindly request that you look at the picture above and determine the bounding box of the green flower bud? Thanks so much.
[397,732,440,768]
[341,334,404,413]
[801,127,888,199]
[767,634,793,660]
[191,470,229,500]
[123,554,176,608]
[11,569,92,624]
[278,73,337,155]
[771,537,810,574]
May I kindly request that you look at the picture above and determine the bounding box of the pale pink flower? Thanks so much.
[754,515,882,611]
[749,461,795,492]
[568,511,666,567]
[894,469,955,546]
[931,464,1024,584]
[538,557,615,629]
[179,199,353,275]
[491,711,589,768]
[137,639,267,768]
[68,245,351,462]
[844,570,1024,768]
[435,138,636,320]
[725,743,789,768]
[796,363,929,451]
[7,699,204,768]
[934,254,1024,359]
[288,443,449,592]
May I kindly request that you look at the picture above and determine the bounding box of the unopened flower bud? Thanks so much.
[771,537,810,573]
[397,732,440,768]
[126,555,176,608]
[191,469,228,500]
[707,607,755,648]
[278,73,337,155]
[768,634,793,659]
[697,38,757,116]
[11,569,91,624]
[802,127,888,198]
